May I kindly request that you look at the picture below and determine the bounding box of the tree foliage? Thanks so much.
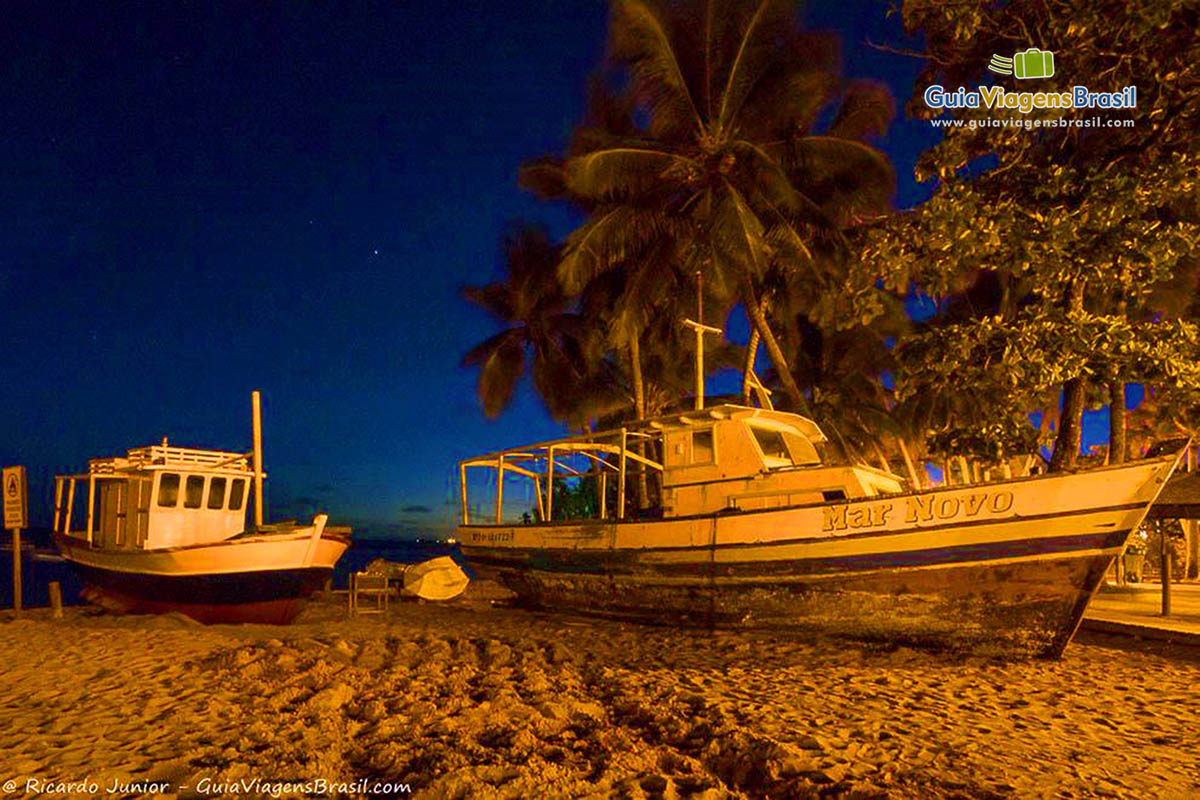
[858,0,1200,468]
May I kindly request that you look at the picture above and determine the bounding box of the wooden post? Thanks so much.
[534,477,546,521]
[599,471,607,519]
[66,480,76,537]
[49,581,63,619]
[252,390,265,529]
[1188,519,1199,580]
[618,428,627,520]
[459,465,469,524]
[495,455,504,524]
[86,473,95,545]
[10,528,20,617]
[546,447,555,521]
[53,478,64,534]
[1161,528,1172,616]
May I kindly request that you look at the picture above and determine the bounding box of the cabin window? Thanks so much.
[229,478,246,511]
[751,428,789,461]
[184,476,205,508]
[692,430,714,464]
[664,433,688,467]
[157,473,180,507]
[208,477,227,509]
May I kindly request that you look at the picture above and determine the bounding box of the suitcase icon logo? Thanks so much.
[988,49,1055,80]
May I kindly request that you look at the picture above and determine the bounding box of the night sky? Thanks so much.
[2,1,949,532]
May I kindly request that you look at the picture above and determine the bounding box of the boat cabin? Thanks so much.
[54,444,257,550]
[458,405,904,525]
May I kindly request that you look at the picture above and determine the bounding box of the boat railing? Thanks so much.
[88,446,252,473]
[459,428,663,525]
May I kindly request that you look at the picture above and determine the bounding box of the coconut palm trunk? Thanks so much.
[629,332,650,510]
[871,442,892,474]
[896,435,922,489]
[741,296,768,404]
[741,279,809,415]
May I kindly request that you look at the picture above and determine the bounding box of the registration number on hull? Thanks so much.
[463,529,514,545]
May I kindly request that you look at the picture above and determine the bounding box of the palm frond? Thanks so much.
[737,67,838,141]
[564,146,693,201]
[461,283,516,322]
[713,181,767,279]
[610,0,703,138]
[461,328,521,368]
[716,0,799,134]
[827,80,896,140]
[476,335,526,418]
[518,156,569,200]
[558,206,667,294]
[788,136,896,223]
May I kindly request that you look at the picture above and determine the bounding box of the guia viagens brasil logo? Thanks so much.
[925,47,1135,114]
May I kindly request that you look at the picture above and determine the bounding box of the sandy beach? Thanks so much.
[1,586,1198,799]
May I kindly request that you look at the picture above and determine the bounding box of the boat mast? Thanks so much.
[682,270,721,411]
[252,390,265,528]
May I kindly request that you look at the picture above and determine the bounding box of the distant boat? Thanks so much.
[52,393,350,624]
[457,404,1182,658]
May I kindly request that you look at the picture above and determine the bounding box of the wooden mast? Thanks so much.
[683,270,722,410]
[252,390,265,528]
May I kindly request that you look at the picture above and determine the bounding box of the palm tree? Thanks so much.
[557,0,895,414]
[461,225,621,426]
[520,80,686,428]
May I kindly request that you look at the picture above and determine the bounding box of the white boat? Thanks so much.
[456,405,1182,657]
[400,556,469,600]
[52,394,350,624]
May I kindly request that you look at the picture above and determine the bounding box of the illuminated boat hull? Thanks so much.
[54,524,350,625]
[460,454,1180,658]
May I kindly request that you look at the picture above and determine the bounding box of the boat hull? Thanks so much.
[460,455,1180,658]
[54,526,350,625]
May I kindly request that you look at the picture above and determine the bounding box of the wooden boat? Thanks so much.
[52,394,350,624]
[457,404,1181,657]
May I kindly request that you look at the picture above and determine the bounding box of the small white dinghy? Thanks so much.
[400,556,469,600]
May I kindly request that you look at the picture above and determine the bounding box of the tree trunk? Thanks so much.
[629,332,646,422]
[871,441,891,475]
[1108,378,1126,464]
[955,455,971,485]
[741,297,767,404]
[1108,281,1128,465]
[1048,379,1086,471]
[741,279,809,415]
[1049,279,1087,472]
[896,435,922,489]
[629,333,649,510]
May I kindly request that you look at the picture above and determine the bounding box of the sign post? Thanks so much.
[4,466,28,617]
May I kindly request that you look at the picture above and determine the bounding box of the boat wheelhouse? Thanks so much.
[56,443,256,552]
[53,395,350,624]
[458,405,902,525]
[457,404,1181,658]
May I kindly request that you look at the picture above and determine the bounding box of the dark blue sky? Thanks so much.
[2,1,943,531]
